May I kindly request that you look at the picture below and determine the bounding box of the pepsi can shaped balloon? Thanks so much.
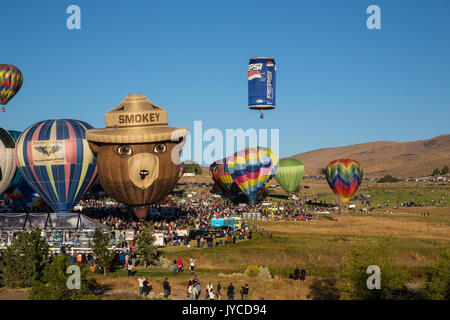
[248,57,276,112]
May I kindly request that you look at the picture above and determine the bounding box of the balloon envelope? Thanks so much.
[0,127,17,195]
[0,64,23,111]
[326,159,363,202]
[225,147,278,204]
[15,119,98,213]
[275,159,305,193]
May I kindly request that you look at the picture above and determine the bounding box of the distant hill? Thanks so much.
[289,134,450,178]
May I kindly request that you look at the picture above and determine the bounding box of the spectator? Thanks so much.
[188,280,194,300]
[216,281,222,300]
[163,278,171,298]
[206,281,213,300]
[240,284,249,300]
[300,269,306,281]
[190,257,195,273]
[227,282,235,300]
[143,278,152,297]
[209,289,215,300]
[173,259,178,274]
[127,260,133,276]
[138,276,145,295]
[294,266,300,280]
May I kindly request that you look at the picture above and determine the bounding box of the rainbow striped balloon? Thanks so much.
[15,119,98,213]
[217,161,238,194]
[225,147,278,204]
[326,159,363,202]
[0,64,23,111]
[179,163,183,177]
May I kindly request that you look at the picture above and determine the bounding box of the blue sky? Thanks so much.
[1,0,449,164]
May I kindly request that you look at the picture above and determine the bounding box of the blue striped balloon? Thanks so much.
[15,119,98,213]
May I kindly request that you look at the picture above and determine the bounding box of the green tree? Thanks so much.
[441,166,449,175]
[423,249,449,300]
[339,239,411,300]
[136,226,158,268]
[432,168,440,176]
[30,254,91,300]
[0,228,49,288]
[92,229,114,276]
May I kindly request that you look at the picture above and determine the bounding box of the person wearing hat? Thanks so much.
[86,94,188,211]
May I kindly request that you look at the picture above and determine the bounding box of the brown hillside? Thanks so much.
[289,134,450,178]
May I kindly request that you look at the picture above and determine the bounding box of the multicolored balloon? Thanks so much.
[225,147,279,204]
[0,64,23,112]
[217,161,239,194]
[3,180,35,205]
[179,163,184,177]
[326,159,363,202]
[209,161,226,191]
[0,127,17,195]
[275,159,305,194]
[5,130,24,191]
[15,119,98,213]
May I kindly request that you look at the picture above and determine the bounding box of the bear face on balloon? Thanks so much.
[86,94,188,206]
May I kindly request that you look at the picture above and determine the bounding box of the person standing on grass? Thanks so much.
[209,289,215,300]
[127,260,133,276]
[163,278,171,299]
[300,269,306,281]
[190,256,195,273]
[138,276,145,295]
[173,259,178,274]
[188,280,194,300]
[227,282,235,300]
[294,266,300,280]
[216,281,222,300]
[206,281,213,300]
[143,278,152,297]
[240,284,249,300]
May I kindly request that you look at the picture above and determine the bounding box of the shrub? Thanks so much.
[339,238,412,300]
[136,226,158,267]
[30,254,91,300]
[423,249,450,300]
[0,228,49,288]
[244,265,260,277]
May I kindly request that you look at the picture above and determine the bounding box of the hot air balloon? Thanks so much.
[217,161,239,194]
[0,64,23,112]
[3,130,35,203]
[275,159,305,194]
[3,179,35,205]
[86,94,188,210]
[326,159,363,202]
[179,162,184,177]
[0,127,17,195]
[209,161,226,191]
[15,119,98,213]
[225,147,279,204]
[248,57,276,119]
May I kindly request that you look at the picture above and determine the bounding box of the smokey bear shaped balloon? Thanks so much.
[86,94,188,206]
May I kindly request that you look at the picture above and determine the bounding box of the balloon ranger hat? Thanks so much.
[86,94,188,144]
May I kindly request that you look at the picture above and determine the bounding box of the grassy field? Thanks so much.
[1,180,449,300]
[91,202,449,300]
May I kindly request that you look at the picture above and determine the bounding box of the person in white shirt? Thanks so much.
[138,277,145,295]
[190,257,195,273]
[206,281,213,300]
